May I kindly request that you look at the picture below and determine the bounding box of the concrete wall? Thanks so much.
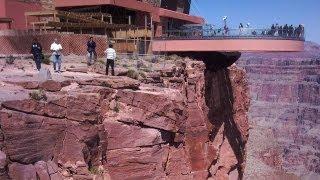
[0,0,8,29]
[160,0,190,14]
[6,0,43,29]
[0,0,6,17]
[0,0,43,30]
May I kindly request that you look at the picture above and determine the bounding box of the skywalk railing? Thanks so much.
[158,28,305,41]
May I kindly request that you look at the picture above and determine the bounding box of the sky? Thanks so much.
[190,0,320,44]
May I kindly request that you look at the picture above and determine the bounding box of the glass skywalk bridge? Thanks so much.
[152,24,305,52]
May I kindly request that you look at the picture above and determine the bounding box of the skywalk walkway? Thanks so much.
[153,27,305,52]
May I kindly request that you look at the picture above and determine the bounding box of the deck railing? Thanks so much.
[158,28,305,41]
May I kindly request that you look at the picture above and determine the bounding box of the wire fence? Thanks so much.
[0,31,152,56]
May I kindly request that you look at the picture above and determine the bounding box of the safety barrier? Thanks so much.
[158,27,305,41]
[0,31,152,55]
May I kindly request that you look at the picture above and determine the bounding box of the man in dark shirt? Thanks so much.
[87,37,97,65]
[30,38,43,71]
[289,25,294,37]
[283,24,288,37]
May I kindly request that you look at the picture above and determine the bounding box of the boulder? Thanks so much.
[165,147,192,179]
[34,161,50,180]
[46,161,60,175]
[107,145,168,179]
[19,81,39,89]
[66,67,88,73]
[2,93,101,123]
[72,175,95,180]
[113,90,187,132]
[2,99,45,115]
[104,120,165,150]
[65,94,100,123]
[0,151,7,172]
[8,163,37,180]
[39,80,62,92]
[37,68,52,82]
[78,76,140,90]
[50,172,64,180]
[0,111,66,164]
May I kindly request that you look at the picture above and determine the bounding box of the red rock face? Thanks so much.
[0,91,108,178]
[204,65,250,180]
[0,58,250,179]
[100,60,250,179]
[238,42,320,179]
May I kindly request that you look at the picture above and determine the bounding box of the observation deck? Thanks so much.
[152,27,305,52]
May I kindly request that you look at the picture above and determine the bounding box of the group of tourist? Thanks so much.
[199,23,305,38]
[236,23,252,35]
[266,24,304,38]
[30,37,117,75]
[237,23,304,37]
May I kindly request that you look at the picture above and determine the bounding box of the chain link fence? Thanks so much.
[0,31,152,57]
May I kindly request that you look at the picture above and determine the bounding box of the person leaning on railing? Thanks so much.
[289,25,293,37]
[223,25,229,35]
[239,23,244,35]
[270,24,276,36]
[283,24,288,37]
[294,25,304,38]
[278,26,283,37]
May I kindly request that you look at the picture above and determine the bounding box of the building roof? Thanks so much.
[54,0,204,24]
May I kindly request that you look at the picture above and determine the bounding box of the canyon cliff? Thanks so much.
[238,42,320,179]
[0,55,250,180]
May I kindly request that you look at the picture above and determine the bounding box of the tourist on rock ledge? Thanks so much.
[105,44,117,76]
[50,38,63,73]
[87,36,97,66]
[30,38,43,71]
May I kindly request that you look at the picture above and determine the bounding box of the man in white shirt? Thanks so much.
[50,38,63,73]
[104,44,117,76]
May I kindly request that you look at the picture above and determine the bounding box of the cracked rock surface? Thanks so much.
[0,56,249,180]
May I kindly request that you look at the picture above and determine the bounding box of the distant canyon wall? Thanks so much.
[238,42,320,179]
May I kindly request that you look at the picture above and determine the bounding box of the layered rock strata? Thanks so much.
[0,56,250,179]
[238,42,320,179]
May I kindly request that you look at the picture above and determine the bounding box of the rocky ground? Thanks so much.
[238,41,320,180]
[0,54,250,180]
